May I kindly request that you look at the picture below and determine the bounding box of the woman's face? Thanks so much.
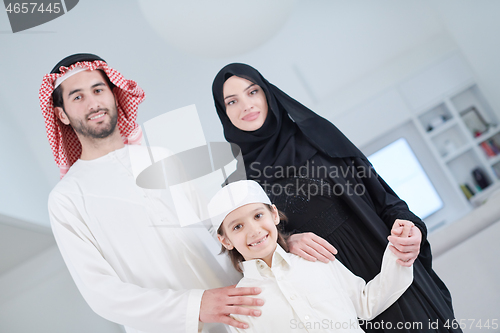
[222,76,269,131]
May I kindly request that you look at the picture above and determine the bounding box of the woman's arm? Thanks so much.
[355,158,426,233]
[352,157,429,269]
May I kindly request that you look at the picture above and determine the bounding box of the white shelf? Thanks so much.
[443,144,472,163]
[428,118,458,138]
[487,154,500,166]
[474,126,500,144]
[469,182,500,207]
[418,82,500,204]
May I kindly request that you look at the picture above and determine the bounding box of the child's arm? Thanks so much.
[332,243,413,320]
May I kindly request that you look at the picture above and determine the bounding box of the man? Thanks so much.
[40,53,263,333]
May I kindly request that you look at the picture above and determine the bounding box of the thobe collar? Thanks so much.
[240,245,293,280]
[75,144,129,164]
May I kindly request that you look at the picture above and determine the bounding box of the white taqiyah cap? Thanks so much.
[208,180,271,231]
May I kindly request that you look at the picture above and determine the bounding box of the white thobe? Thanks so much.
[230,245,413,333]
[48,145,240,333]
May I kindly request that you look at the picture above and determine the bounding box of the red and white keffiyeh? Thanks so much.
[39,60,145,178]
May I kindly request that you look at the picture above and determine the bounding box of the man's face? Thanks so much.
[55,70,118,139]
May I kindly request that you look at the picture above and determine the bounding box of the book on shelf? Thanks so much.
[479,140,500,158]
[464,183,475,196]
[460,184,474,200]
[489,139,500,155]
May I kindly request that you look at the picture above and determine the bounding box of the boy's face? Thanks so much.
[218,203,279,267]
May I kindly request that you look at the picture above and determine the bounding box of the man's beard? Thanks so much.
[70,106,118,139]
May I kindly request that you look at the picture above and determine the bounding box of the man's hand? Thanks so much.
[287,232,337,263]
[388,219,422,267]
[199,285,263,329]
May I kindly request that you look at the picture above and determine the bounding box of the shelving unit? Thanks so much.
[412,82,500,206]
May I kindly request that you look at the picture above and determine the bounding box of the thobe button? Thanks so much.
[290,295,296,300]
[304,316,310,320]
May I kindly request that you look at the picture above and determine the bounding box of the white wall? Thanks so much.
[430,0,500,115]
[0,246,124,333]
[0,111,53,227]
[432,221,500,332]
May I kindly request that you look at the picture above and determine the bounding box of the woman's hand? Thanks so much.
[388,219,422,267]
[287,232,337,263]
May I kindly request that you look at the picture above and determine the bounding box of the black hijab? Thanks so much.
[212,63,365,182]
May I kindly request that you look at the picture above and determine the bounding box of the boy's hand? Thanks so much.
[200,285,263,329]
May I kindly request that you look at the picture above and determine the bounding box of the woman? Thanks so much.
[212,63,461,332]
